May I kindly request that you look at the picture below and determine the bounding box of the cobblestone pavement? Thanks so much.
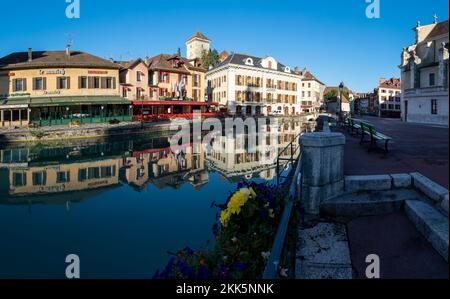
[339,116,449,188]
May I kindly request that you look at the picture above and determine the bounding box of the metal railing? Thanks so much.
[276,132,302,187]
[263,152,302,279]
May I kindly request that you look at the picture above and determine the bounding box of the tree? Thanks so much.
[201,49,220,70]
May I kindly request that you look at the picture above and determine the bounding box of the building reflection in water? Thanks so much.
[0,119,306,205]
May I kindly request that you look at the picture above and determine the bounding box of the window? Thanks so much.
[431,99,437,115]
[13,78,26,92]
[93,77,100,89]
[429,73,435,86]
[123,88,128,98]
[395,105,401,110]
[88,167,100,179]
[32,171,46,186]
[78,169,87,182]
[137,72,142,82]
[33,77,44,90]
[106,77,113,89]
[101,166,115,178]
[57,77,69,89]
[56,171,70,183]
[308,91,311,97]
[194,74,199,87]
[79,76,87,89]
[13,172,26,187]
[136,88,142,100]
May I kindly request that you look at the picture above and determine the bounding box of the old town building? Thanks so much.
[399,17,449,125]
[296,68,325,113]
[323,84,354,115]
[206,53,302,116]
[117,58,150,101]
[376,78,401,118]
[186,32,211,60]
[0,47,132,128]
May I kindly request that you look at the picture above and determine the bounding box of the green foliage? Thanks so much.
[30,130,45,139]
[325,89,337,99]
[201,49,220,70]
[155,182,299,279]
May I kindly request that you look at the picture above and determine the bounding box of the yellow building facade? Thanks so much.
[0,49,132,127]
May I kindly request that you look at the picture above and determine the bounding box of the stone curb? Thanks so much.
[410,172,449,204]
[405,200,449,262]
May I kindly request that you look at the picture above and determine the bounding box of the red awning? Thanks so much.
[133,101,218,106]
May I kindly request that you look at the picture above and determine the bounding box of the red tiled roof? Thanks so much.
[379,78,401,89]
[187,32,210,42]
[146,54,190,74]
[0,50,120,70]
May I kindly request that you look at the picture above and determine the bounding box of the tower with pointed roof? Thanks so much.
[186,32,211,60]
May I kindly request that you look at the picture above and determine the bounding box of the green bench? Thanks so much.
[347,118,361,135]
[360,122,392,152]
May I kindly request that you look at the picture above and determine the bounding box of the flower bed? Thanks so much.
[154,181,302,279]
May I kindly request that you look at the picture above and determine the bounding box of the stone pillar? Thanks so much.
[299,132,345,215]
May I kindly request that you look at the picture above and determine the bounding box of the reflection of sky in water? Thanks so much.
[0,124,301,278]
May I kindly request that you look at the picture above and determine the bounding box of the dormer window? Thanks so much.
[245,58,254,66]
[284,66,290,73]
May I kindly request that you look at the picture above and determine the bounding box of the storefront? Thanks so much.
[132,101,219,120]
[0,98,30,128]
[27,96,132,126]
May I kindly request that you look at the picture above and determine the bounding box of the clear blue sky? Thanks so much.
[0,0,448,92]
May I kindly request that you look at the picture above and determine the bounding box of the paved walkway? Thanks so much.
[347,212,448,279]
[338,116,449,188]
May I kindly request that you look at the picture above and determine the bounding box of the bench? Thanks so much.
[360,122,392,152]
[348,118,361,135]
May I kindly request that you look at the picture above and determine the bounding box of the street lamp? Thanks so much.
[101,106,104,123]
[339,81,344,122]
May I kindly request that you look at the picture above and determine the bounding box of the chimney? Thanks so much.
[28,48,33,62]
[66,44,71,58]
[294,66,299,73]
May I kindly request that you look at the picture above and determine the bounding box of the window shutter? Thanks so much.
[67,77,70,89]
[23,78,27,91]
[78,76,82,89]
[88,77,93,89]
[12,79,16,92]
[101,77,107,89]
[57,77,61,89]
[43,77,47,90]
[33,78,36,90]
[113,77,116,89]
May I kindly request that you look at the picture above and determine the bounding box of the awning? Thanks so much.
[133,101,218,106]
[27,96,132,107]
[0,97,30,109]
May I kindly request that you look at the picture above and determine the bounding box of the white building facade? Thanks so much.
[298,68,325,113]
[399,18,449,125]
[377,78,402,118]
[206,53,302,116]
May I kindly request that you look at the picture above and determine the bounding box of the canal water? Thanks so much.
[0,120,304,278]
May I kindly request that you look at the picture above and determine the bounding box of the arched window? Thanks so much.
[245,58,254,66]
